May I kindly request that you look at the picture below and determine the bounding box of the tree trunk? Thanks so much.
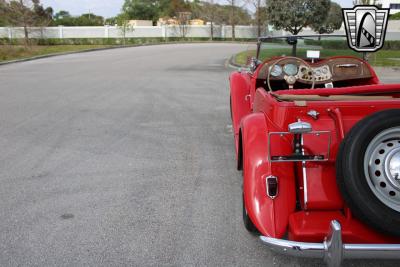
[257,0,261,37]
[210,21,214,40]
[123,25,126,45]
[231,1,235,41]
[23,25,29,46]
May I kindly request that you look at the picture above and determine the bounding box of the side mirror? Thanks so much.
[288,121,312,134]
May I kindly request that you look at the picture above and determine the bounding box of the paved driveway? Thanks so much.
[0,43,398,266]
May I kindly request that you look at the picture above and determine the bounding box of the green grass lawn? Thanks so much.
[0,45,115,62]
[235,48,400,67]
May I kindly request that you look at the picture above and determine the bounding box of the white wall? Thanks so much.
[0,25,263,39]
[1,23,400,40]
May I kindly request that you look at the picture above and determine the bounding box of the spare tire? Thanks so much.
[337,109,400,236]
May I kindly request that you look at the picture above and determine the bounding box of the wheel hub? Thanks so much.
[365,128,400,212]
[388,150,400,181]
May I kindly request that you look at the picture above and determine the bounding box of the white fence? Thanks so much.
[0,25,260,39]
[1,21,400,40]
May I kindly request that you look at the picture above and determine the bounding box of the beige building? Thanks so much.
[189,19,205,26]
[158,18,206,26]
[157,17,179,26]
[128,20,153,26]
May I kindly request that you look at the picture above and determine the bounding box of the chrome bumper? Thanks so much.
[260,220,400,267]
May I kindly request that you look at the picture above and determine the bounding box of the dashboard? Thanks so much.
[257,57,373,85]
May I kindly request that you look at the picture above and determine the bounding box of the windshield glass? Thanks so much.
[235,35,400,68]
[258,35,361,60]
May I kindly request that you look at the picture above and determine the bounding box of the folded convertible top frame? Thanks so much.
[273,94,393,101]
[260,220,400,267]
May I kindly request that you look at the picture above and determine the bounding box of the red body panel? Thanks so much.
[241,114,296,237]
[288,211,399,243]
[230,56,400,243]
[229,72,251,154]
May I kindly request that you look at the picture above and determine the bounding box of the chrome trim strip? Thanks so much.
[259,220,400,267]
[301,135,308,210]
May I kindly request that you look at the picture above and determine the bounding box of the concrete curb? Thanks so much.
[0,45,129,66]
[0,41,256,67]
[228,55,245,69]
[227,55,251,71]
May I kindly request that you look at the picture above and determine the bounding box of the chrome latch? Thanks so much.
[307,110,320,120]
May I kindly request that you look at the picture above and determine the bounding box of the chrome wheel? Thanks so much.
[364,127,400,212]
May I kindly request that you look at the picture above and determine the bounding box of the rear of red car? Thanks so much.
[232,76,400,266]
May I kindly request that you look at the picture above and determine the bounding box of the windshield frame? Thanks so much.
[256,34,353,59]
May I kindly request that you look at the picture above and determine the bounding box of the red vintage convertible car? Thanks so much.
[230,35,400,266]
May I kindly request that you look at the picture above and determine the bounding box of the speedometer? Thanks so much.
[283,64,298,76]
[270,65,283,77]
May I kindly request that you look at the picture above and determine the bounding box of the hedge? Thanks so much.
[304,39,400,50]
[0,37,257,46]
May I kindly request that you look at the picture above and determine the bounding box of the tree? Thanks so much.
[122,0,160,23]
[176,11,191,38]
[226,0,239,40]
[33,0,53,26]
[75,13,104,26]
[32,1,53,38]
[158,0,190,17]
[54,10,70,20]
[267,0,331,54]
[196,0,218,40]
[194,1,252,30]
[105,16,118,25]
[267,0,331,35]
[2,0,52,45]
[353,0,376,5]
[311,2,342,35]
[246,0,266,37]
[116,13,133,45]
[53,11,104,26]
[223,0,252,40]
[0,0,9,26]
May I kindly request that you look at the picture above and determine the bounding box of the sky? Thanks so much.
[41,0,354,18]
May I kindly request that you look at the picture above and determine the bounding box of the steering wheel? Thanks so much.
[267,57,316,92]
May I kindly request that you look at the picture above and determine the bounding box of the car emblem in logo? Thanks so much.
[342,5,390,52]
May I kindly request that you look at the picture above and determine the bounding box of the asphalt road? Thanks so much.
[0,43,398,267]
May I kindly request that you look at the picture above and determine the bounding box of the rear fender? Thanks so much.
[241,113,296,238]
[230,72,251,154]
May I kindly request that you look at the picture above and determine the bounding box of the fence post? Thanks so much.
[221,25,225,39]
[8,27,12,41]
[161,25,166,40]
[105,25,109,38]
[58,25,63,39]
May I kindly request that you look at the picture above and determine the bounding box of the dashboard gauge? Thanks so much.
[283,64,298,76]
[270,65,283,77]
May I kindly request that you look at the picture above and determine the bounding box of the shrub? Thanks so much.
[0,37,256,46]
[390,13,400,20]
[304,39,400,50]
